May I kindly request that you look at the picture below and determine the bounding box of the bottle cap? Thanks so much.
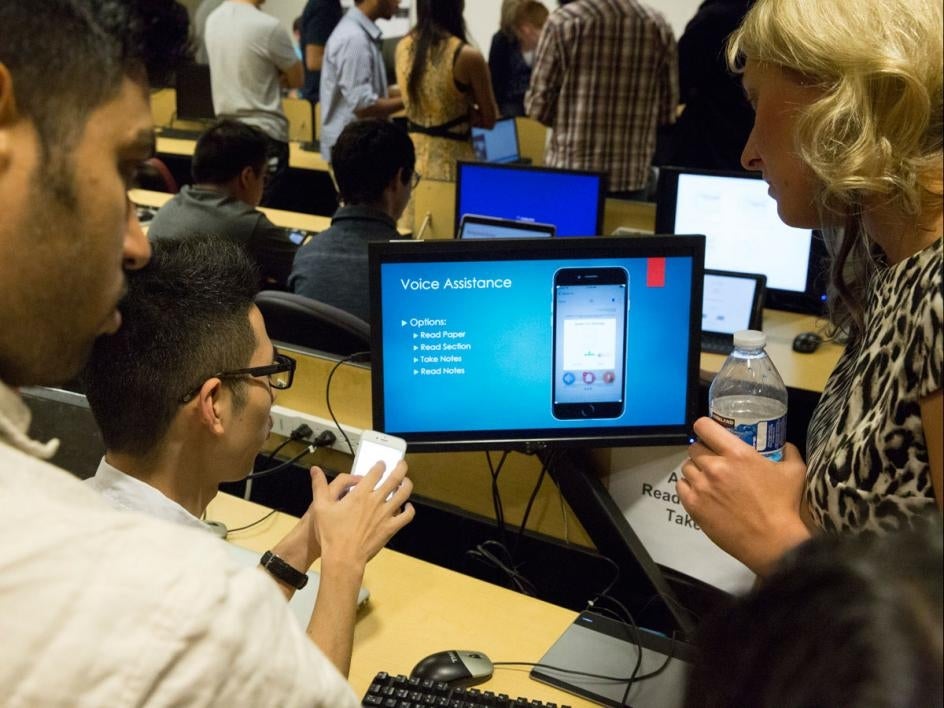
[733,329,767,349]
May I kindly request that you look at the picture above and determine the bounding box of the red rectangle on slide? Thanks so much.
[646,258,665,287]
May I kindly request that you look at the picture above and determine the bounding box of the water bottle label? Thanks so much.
[710,411,786,461]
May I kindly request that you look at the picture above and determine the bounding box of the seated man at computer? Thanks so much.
[148,120,299,289]
[289,119,414,321]
[83,235,415,677]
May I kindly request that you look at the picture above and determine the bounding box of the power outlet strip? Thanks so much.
[269,404,362,455]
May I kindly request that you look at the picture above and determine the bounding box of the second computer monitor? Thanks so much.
[656,166,826,314]
[456,161,606,237]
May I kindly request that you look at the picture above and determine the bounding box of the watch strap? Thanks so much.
[259,550,308,590]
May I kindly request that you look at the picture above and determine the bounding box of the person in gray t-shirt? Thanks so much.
[289,119,415,321]
[204,0,303,207]
[148,120,299,289]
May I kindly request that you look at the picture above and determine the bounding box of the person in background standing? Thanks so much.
[526,0,678,199]
[300,0,343,104]
[395,0,497,228]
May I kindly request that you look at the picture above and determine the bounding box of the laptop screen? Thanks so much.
[459,215,555,239]
[471,118,519,163]
[702,270,765,336]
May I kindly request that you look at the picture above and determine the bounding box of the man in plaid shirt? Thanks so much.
[525,0,679,198]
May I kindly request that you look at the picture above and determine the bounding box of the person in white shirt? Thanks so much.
[83,234,414,675]
[205,0,304,208]
[0,1,399,705]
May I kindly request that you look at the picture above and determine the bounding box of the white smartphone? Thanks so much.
[351,430,407,491]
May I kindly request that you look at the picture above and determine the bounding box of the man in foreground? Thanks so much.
[0,2,403,703]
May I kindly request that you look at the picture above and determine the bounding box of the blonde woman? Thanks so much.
[678,0,943,576]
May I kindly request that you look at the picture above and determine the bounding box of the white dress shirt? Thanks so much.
[0,381,359,707]
[84,457,212,532]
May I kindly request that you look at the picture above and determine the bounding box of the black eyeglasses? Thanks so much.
[179,353,297,404]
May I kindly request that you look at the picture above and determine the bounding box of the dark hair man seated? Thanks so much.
[288,118,416,321]
[84,235,414,679]
[147,119,299,288]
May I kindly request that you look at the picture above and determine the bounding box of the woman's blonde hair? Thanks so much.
[500,0,525,37]
[727,0,943,337]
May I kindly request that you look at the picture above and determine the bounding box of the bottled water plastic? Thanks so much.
[708,330,788,461]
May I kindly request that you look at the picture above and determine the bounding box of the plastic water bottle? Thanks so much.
[708,330,788,461]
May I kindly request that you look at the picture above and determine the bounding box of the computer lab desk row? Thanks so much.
[208,491,600,707]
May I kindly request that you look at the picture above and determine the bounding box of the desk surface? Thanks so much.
[156,134,331,174]
[207,492,599,706]
[700,309,842,393]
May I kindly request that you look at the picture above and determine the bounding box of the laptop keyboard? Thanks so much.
[362,672,571,708]
[701,333,734,355]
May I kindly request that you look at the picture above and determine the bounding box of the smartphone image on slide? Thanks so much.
[351,430,407,490]
[552,267,629,419]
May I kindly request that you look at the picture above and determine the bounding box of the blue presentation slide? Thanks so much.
[378,256,694,434]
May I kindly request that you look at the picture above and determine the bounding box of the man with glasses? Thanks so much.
[149,119,300,289]
[83,234,414,680]
[290,118,416,321]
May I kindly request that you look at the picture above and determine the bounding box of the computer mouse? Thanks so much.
[409,650,493,687]
[792,331,823,354]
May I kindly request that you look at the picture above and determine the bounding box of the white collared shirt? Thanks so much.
[84,457,212,532]
[0,381,359,707]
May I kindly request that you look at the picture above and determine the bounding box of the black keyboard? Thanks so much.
[298,140,321,152]
[362,672,571,708]
[701,333,734,355]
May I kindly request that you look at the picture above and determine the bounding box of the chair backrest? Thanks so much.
[134,157,179,194]
[254,291,371,357]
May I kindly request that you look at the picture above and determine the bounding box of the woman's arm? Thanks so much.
[455,45,498,129]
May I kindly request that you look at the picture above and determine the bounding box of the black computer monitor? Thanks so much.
[655,166,827,314]
[175,62,216,122]
[455,161,606,237]
[368,236,704,451]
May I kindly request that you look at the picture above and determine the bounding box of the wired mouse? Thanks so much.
[792,331,823,353]
[410,650,494,687]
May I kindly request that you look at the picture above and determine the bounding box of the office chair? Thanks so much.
[134,157,179,194]
[254,291,371,357]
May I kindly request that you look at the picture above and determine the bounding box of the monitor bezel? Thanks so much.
[368,235,705,452]
[655,166,827,315]
[454,160,607,238]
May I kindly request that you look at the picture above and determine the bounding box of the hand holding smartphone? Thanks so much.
[351,430,407,492]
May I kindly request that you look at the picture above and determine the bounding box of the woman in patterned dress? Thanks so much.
[677,0,942,576]
[395,0,498,230]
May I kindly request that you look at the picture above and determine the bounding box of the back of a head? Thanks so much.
[685,522,944,708]
[513,1,549,30]
[0,0,189,159]
[191,119,269,185]
[331,118,415,206]
[85,235,259,457]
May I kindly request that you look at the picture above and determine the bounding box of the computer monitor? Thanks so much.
[175,62,215,122]
[701,269,766,354]
[368,235,705,451]
[655,166,827,314]
[458,214,556,239]
[455,161,606,237]
[471,118,520,163]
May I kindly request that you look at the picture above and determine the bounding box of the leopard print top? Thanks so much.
[806,237,942,534]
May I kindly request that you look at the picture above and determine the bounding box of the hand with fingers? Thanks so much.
[310,460,415,574]
[303,461,415,676]
[677,416,812,577]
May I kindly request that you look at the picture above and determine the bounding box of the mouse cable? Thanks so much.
[325,350,371,457]
[224,509,278,536]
